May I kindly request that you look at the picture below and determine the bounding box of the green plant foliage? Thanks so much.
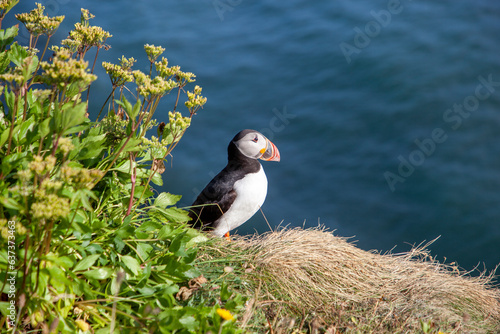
[0,3,244,333]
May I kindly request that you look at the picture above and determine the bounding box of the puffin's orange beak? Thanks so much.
[260,139,280,162]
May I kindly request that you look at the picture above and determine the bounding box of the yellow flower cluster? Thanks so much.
[0,219,27,239]
[80,8,95,22]
[29,155,56,176]
[176,70,196,84]
[185,85,207,110]
[155,59,196,84]
[40,49,97,89]
[140,135,168,159]
[61,164,103,190]
[66,22,112,48]
[31,89,52,101]
[57,137,74,155]
[31,193,70,221]
[144,44,165,63]
[60,9,111,54]
[32,176,71,221]
[102,56,136,87]
[0,72,24,85]
[133,70,177,99]
[168,111,191,131]
[15,3,64,37]
[155,60,179,78]
[0,0,16,11]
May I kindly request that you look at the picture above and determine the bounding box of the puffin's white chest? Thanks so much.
[212,166,268,236]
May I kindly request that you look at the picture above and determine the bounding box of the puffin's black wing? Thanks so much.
[188,166,246,230]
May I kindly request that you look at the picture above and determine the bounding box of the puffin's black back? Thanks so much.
[189,130,261,230]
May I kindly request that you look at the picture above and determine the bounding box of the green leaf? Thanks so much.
[4,88,16,111]
[121,255,141,276]
[14,115,35,145]
[169,231,187,256]
[114,236,125,253]
[82,267,113,280]
[116,223,135,239]
[151,170,163,186]
[0,124,9,148]
[137,286,155,296]
[45,254,74,269]
[112,160,133,174]
[178,315,199,331]
[0,302,12,318]
[220,282,233,301]
[125,138,143,152]
[136,220,162,232]
[131,99,141,119]
[1,151,28,175]
[110,274,123,295]
[62,102,87,132]
[73,254,100,272]
[186,234,208,249]
[157,224,174,240]
[116,96,132,117]
[0,197,23,212]
[0,51,10,73]
[38,118,51,138]
[154,192,181,209]
[7,42,28,67]
[152,207,191,223]
[137,243,153,260]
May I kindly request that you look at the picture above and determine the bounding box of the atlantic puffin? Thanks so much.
[189,129,280,237]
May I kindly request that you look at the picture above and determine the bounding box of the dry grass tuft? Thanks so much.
[201,227,500,333]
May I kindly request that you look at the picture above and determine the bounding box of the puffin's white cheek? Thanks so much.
[235,142,261,159]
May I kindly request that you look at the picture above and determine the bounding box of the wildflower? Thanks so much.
[0,227,9,239]
[176,70,196,84]
[60,9,111,55]
[216,308,234,321]
[40,178,62,191]
[29,155,56,176]
[31,193,70,220]
[185,85,207,110]
[31,89,52,101]
[16,3,64,37]
[155,59,180,78]
[133,70,177,99]
[168,111,191,133]
[57,137,74,155]
[15,222,27,235]
[60,164,103,190]
[0,0,17,18]
[102,56,135,87]
[40,49,96,90]
[80,8,94,24]
[144,44,165,63]
[65,22,112,48]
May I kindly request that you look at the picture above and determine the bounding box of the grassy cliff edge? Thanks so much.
[198,227,500,333]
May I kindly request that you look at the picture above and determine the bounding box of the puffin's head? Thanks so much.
[232,129,280,162]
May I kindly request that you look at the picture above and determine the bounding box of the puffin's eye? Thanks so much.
[252,136,258,143]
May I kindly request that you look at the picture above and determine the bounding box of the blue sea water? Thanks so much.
[9,0,500,272]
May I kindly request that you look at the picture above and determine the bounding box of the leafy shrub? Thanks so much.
[0,3,245,333]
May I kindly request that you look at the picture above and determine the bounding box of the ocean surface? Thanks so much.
[9,1,500,272]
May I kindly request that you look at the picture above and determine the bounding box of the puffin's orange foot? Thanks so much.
[224,232,231,241]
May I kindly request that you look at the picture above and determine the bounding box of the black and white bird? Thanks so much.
[189,129,280,237]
